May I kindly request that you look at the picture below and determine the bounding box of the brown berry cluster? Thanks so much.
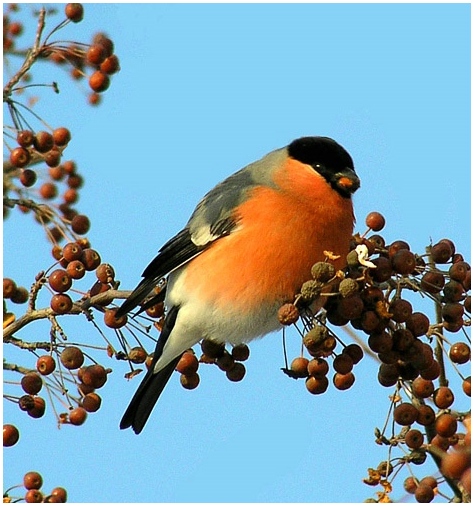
[278,211,470,502]
[172,340,250,390]
[3,4,24,52]
[2,470,67,503]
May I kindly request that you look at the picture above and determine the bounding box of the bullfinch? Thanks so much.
[117,136,360,433]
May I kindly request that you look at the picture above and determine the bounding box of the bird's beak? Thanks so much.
[334,168,360,196]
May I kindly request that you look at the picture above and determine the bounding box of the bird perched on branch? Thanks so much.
[117,136,360,434]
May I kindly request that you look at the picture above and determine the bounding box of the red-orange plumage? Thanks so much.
[182,158,355,311]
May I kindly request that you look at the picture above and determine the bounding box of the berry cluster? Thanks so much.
[3,470,67,503]
[275,211,470,502]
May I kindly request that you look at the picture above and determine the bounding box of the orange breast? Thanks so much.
[182,159,355,312]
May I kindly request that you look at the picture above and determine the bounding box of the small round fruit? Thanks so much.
[200,339,225,359]
[365,211,385,231]
[68,406,87,425]
[89,71,110,93]
[128,346,147,364]
[81,248,101,270]
[443,280,465,303]
[412,377,434,399]
[414,484,434,503]
[3,277,17,298]
[3,424,19,447]
[405,429,424,449]
[389,298,412,323]
[27,396,46,418]
[60,346,84,370]
[226,362,246,382]
[420,271,445,294]
[50,293,73,314]
[52,127,71,146]
[305,375,329,394]
[393,402,418,426]
[65,3,84,22]
[66,260,86,280]
[231,343,250,361]
[48,269,72,293]
[333,372,355,390]
[104,308,127,328]
[403,477,418,494]
[71,214,90,234]
[441,449,471,479]
[370,256,392,282]
[431,241,453,263]
[449,342,470,364]
[39,182,58,200]
[20,168,37,187]
[391,249,417,275]
[180,372,200,390]
[417,405,436,426]
[333,353,353,374]
[406,312,430,337]
[307,358,329,377]
[96,263,115,284]
[462,376,471,397]
[433,386,455,409]
[17,130,34,147]
[36,355,56,375]
[290,357,310,378]
[21,373,43,395]
[81,364,107,388]
[50,487,67,502]
[24,471,43,490]
[33,131,54,153]
[435,413,458,437]
[449,262,469,283]
[442,303,464,324]
[86,44,106,65]
[81,392,102,412]
[176,351,199,375]
[25,489,43,503]
[62,242,83,262]
[100,54,120,74]
[10,147,31,168]
[342,343,363,364]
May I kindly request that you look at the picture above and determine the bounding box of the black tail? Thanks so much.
[115,277,159,318]
[120,306,180,434]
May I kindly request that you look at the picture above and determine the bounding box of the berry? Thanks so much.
[443,280,465,303]
[50,293,73,314]
[27,396,46,418]
[389,298,412,323]
[336,294,364,320]
[311,261,335,282]
[25,490,43,503]
[10,146,30,168]
[442,303,464,324]
[103,308,126,329]
[338,278,359,298]
[290,357,310,378]
[145,302,165,319]
[342,343,363,364]
[71,214,90,234]
[368,331,393,354]
[180,372,200,390]
[60,346,84,369]
[17,130,34,147]
[62,242,83,262]
[50,488,67,502]
[391,249,417,275]
[88,92,101,106]
[449,261,469,283]
[200,339,225,359]
[24,471,43,490]
[20,168,37,187]
[176,351,199,375]
[449,342,470,364]
[49,269,72,293]
[406,312,430,337]
[216,352,235,371]
[3,424,20,447]
[307,358,329,377]
[405,429,424,449]
[370,256,392,282]
[89,71,110,93]
[21,373,43,395]
[67,173,84,189]
[11,288,28,304]
[433,386,455,409]
[305,375,328,394]
[52,127,71,146]
[36,355,56,375]
[462,376,471,397]
[414,484,434,503]
[420,271,445,293]
[333,353,353,374]
[3,278,17,298]
[441,450,471,479]
[419,360,441,381]
[65,3,84,22]
[393,402,418,426]
[226,362,246,382]
[365,211,385,231]
[403,477,418,494]
[81,248,101,270]
[86,44,106,65]
[81,364,107,388]
[69,407,87,425]
[435,413,458,437]
[66,260,86,280]
[44,148,61,167]
[19,395,35,411]
[96,263,115,283]
[431,241,453,263]
[231,343,250,361]
[387,240,410,257]
[33,131,54,153]
[128,347,147,364]
[333,372,355,390]
[100,54,120,74]
[417,405,436,426]
[412,377,434,398]
[81,392,102,412]
[39,182,58,200]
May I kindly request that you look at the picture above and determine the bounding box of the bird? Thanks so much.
[117,136,360,434]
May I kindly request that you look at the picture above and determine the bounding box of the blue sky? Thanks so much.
[3,3,470,503]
